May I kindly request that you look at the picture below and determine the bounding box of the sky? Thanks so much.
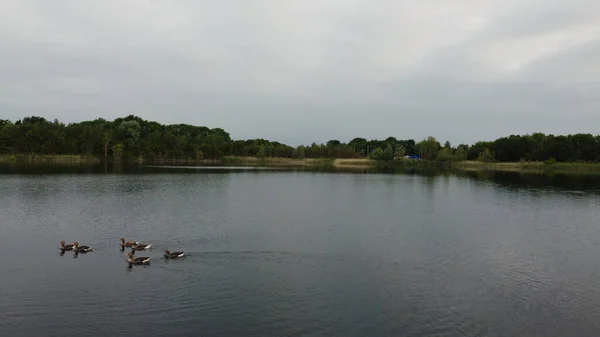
[1,0,600,146]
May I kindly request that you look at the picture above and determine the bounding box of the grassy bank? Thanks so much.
[221,156,331,166]
[332,158,375,167]
[220,156,376,168]
[3,154,600,175]
[218,158,600,174]
[0,154,100,164]
[452,160,600,174]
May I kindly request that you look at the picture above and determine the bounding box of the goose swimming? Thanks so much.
[73,242,92,253]
[131,243,152,250]
[164,250,185,259]
[126,252,151,265]
[119,238,138,248]
[59,241,74,251]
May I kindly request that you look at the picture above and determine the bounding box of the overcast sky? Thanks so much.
[1,1,600,146]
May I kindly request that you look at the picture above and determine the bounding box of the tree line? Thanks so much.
[1,115,599,163]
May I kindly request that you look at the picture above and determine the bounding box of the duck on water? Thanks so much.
[58,238,186,266]
[126,252,151,265]
[73,242,92,253]
[131,247,184,259]
[164,250,185,259]
[59,241,74,251]
[119,238,138,248]
[131,242,152,250]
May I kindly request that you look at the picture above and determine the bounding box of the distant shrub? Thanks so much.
[369,148,384,160]
[477,148,495,163]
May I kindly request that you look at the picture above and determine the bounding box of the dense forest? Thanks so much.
[1,115,599,163]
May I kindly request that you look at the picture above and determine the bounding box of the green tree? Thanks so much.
[348,137,368,156]
[418,136,440,160]
[326,140,341,147]
[113,143,124,160]
[381,144,394,161]
[453,147,468,161]
[117,120,141,154]
[436,147,453,161]
[297,145,306,159]
[478,148,495,163]
[394,145,406,160]
[0,122,15,153]
[369,147,384,160]
[468,141,491,160]
[256,146,266,158]
[103,129,113,159]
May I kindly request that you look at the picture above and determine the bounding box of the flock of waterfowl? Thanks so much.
[59,238,185,266]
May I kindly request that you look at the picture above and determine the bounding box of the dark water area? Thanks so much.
[2,163,600,336]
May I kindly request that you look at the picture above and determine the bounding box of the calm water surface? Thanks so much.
[2,166,600,336]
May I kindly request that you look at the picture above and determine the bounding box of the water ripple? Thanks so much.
[2,173,600,336]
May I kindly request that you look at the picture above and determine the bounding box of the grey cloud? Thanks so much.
[517,40,600,83]
[482,0,593,35]
[1,0,600,146]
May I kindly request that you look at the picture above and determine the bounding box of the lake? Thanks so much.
[2,164,600,336]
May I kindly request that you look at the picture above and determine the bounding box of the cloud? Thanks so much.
[0,0,599,145]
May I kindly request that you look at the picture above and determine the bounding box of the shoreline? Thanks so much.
[0,154,101,164]
[220,156,376,168]
[452,160,600,174]
[2,154,600,174]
